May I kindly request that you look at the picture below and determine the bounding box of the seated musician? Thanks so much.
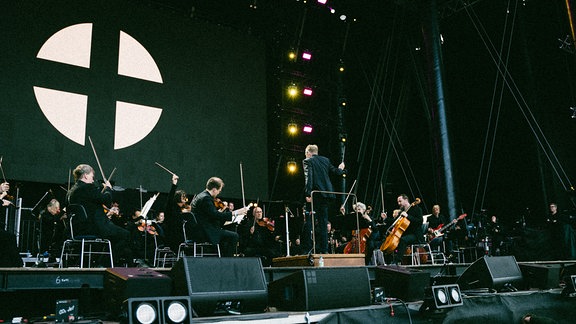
[391,194,423,265]
[242,207,281,266]
[190,177,249,257]
[427,204,449,252]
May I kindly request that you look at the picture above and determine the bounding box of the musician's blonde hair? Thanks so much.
[305,144,318,155]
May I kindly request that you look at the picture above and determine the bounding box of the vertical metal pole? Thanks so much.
[423,0,457,219]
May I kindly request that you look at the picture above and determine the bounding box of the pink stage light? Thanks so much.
[302,52,312,60]
[303,87,313,96]
[317,0,327,4]
[303,125,313,133]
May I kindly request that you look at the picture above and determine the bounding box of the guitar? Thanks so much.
[380,198,421,254]
[427,213,467,241]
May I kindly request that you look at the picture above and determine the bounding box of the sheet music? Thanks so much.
[141,193,159,219]
[224,214,244,226]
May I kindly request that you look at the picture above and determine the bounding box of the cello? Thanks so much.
[380,198,421,254]
[343,206,372,254]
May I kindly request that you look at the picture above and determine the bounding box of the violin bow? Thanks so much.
[341,179,357,210]
[88,136,109,183]
[240,162,247,208]
[155,162,177,176]
[380,182,385,214]
[0,156,7,183]
[67,168,71,192]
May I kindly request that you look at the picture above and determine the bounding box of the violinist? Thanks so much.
[0,181,22,267]
[162,174,193,252]
[190,177,249,257]
[1,182,11,206]
[242,206,281,266]
[67,164,134,266]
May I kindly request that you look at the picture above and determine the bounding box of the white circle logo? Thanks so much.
[33,23,163,150]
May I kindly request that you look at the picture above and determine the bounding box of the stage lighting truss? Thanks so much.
[431,284,463,309]
[124,296,192,324]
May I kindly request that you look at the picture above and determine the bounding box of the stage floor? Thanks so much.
[1,258,575,323]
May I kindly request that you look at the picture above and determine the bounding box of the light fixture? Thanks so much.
[287,122,298,135]
[287,160,298,174]
[339,14,346,21]
[302,124,313,133]
[288,50,297,61]
[123,296,192,324]
[302,52,312,60]
[287,84,299,98]
[303,87,313,96]
[339,134,346,142]
[420,284,463,313]
[317,0,327,4]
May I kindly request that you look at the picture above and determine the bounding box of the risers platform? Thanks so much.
[272,253,365,267]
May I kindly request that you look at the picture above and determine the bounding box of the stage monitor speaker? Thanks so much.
[457,256,523,291]
[267,267,371,311]
[170,257,268,317]
[104,268,173,317]
[373,265,430,301]
[519,264,561,289]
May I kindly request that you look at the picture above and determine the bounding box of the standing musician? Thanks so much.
[391,194,423,265]
[190,177,249,257]
[0,182,22,267]
[302,144,345,254]
[67,164,133,266]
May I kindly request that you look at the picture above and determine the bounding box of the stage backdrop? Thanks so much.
[0,0,268,199]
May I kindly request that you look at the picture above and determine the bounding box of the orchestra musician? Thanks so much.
[162,174,193,252]
[242,206,281,266]
[190,177,249,257]
[38,198,67,262]
[426,204,449,252]
[66,164,134,266]
[391,194,423,265]
[0,181,22,267]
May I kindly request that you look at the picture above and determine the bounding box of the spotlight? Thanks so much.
[288,50,297,61]
[287,122,298,135]
[303,87,313,96]
[420,284,463,313]
[302,52,312,60]
[329,7,336,14]
[122,296,192,324]
[317,0,327,4]
[287,84,299,98]
[287,160,298,173]
[302,124,313,133]
[339,14,346,21]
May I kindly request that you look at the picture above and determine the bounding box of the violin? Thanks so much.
[138,220,157,235]
[214,198,226,210]
[257,217,275,231]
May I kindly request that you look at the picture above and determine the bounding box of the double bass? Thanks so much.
[380,198,421,254]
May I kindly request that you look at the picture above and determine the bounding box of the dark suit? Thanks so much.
[67,181,132,264]
[191,190,238,257]
[303,154,344,253]
[392,204,423,264]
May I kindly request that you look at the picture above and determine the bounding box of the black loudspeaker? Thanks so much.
[104,268,173,317]
[268,267,371,311]
[519,264,561,289]
[457,256,523,291]
[170,257,268,317]
[373,265,430,301]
